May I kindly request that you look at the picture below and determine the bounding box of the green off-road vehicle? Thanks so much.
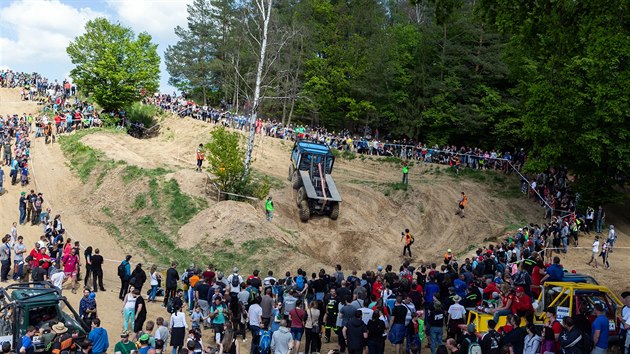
[0,282,88,351]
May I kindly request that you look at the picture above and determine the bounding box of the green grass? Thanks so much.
[103,222,122,240]
[447,167,487,181]
[242,238,272,255]
[121,165,170,184]
[135,215,202,266]
[59,131,104,183]
[101,207,113,218]
[148,178,160,207]
[251,169,285,190]
[133,193,148,210]
[162,179,207,225]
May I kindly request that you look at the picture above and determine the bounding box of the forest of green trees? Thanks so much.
[165,0,630,201]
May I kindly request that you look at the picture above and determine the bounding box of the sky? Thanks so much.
[0,0,193,93]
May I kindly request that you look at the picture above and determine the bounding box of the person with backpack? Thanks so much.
[294,271,308,297]
[228,267,244,296]
[118,255,132,300]
[258,325,272,354]
[481,320,502,354]
[401,229,414,258]
[460,323,481,354]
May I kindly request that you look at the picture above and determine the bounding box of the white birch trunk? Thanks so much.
[243,0,273,179]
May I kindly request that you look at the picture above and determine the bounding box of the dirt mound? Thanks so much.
[0,88,38,115]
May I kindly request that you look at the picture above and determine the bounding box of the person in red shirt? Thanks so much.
[510,286,533,317]
[372,277,384,300]
[202,264,215,284]
[531,260,546,297]
[544,307,563,352]
[491,283,514,323]
[483,278,499,300]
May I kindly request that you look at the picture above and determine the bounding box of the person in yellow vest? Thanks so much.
[195,144,205,172]
[402,162,409,185]
[265,196,274,222]
[456,192,467,218]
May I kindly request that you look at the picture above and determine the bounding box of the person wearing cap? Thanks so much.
[50,322,76,354]
[446,295,465,341]
[227,267,243,296]
[511,286,533,318]
[137,333,152,354]
[443,249,453,265]
[114,330,136,354]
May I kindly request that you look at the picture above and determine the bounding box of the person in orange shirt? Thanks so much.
[456,192,467,218]
[188,271,200,311]
[195,144,205,172]
[401,228,414,257]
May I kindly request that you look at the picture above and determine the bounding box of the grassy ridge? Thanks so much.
[59,129,283,272]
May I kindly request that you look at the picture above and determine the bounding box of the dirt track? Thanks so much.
[1,87,628,345]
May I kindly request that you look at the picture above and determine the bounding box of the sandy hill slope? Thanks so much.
[80,113,630,294]
[1,89,628,347]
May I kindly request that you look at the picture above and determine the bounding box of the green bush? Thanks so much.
[126,102,158,127]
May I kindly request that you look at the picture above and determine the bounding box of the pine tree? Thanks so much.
[165,0,216,104]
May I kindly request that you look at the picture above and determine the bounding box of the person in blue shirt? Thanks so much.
[591,303,609,353]
[541,256,564,283]
[19,325,37,354]
[88,318,109,354]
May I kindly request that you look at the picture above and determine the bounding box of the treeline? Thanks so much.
[165,0,630,203]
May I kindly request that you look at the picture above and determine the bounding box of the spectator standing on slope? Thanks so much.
[401,162,409,185]
[456,192,467,218]
[195,144,205,172]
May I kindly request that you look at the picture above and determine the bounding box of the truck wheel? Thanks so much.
[330,202,340,220]
[299,200,310,222]
[292,171,302,189]
[288,165,294,181]
[297,187,306,206]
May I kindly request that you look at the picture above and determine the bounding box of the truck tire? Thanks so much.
[330,202,340,220]
[288,165,294,181]
[297,187,306,206]
[299,200,310,222]
[292,170,302,189]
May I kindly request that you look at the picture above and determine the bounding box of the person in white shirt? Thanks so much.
[447,295,466,340]
[50,269,66,292]
[169,305,188,353]
[607,225,617,252]
[587,236,600,268]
